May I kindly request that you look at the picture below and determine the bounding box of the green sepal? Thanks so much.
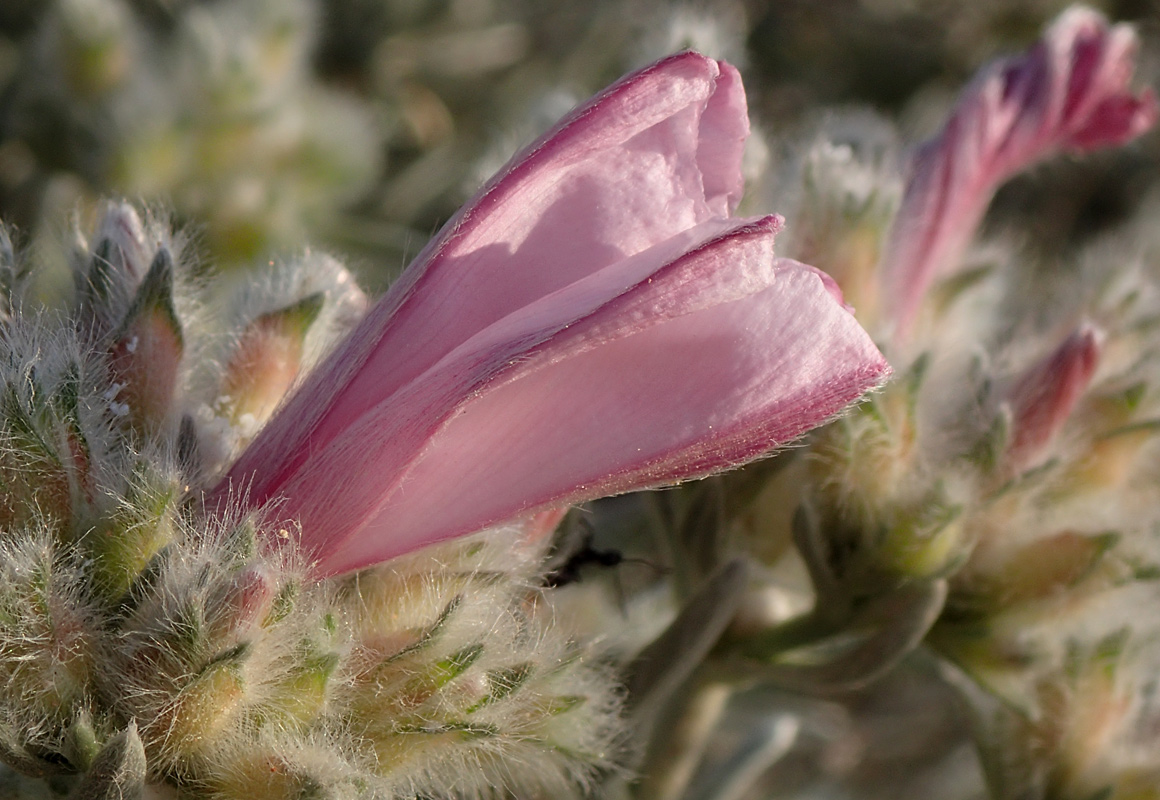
[200,642,251,676]
[427,644,484,690]
[465,663,533,713]
[82,238,116,313]
[1064,628,1130,683]
[70,722,146,800]
[382,594,463,664]
[86,468,176,603]
[115,544,172,615]
[111,249,181,350]
[263,293,325,340]
[393,721,498,739]
[260,651,340,731]
[264,580,299,628]
[63,711,99,773]
[221,519,258,565]
[546,695,587,716]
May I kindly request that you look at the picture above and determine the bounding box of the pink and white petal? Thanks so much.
[258,216,786,563]
[324,52,747,429]
[220,52,750,507]
[316,259,887,574]
[696,60,749,214]
[1069,92,1157,150]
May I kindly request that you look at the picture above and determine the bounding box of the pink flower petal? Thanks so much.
[208,53,890,576]
[882,7,1157,339]
[217,52,749,513]
[322,265,884,574]
[262,218,886,574]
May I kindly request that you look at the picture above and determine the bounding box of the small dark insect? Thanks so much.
[543,516,666,590]
[543,538,625,588]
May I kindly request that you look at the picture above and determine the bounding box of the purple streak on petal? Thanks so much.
[882,8,1157,340]
[211,52,747,516]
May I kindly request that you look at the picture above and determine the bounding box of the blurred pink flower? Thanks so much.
[883,7,1158,339]
[208,52,889,575]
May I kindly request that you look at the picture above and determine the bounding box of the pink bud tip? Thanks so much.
[1007,322,1104,471]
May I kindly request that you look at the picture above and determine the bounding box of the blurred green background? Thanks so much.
[0,0,1154,292]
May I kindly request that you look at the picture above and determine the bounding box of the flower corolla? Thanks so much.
[209,52,890,575]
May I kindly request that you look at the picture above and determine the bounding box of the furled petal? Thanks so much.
[882,7,1157,339]
[218,52,749,511]
[268,218,886,574]
[208,52,890,576]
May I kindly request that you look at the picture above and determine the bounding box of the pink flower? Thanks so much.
[207,52,889,576]
[883,7,1157,339]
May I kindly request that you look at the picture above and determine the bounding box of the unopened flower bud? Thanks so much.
[879,496,967,580]
[77,203,151,333]
[264,652,340,731]
[210,737,360,800]
[1041,633,1133,793]
[205,564,277,645]
[146,649,247,762]
[71,721,146,800]
[107,249,184,434]
[63,710,100,772]
[220,294,323,437]
[0,450,72,533]
[86,474,176,602]
[90,201,149,281]
[1066,421,1159,492]
[1006,324,1104,472]
[957,531,1118,616]
[0,543,96,719]
[882,9,1157,339]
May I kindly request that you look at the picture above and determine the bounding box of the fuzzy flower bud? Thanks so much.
[107,250,184,434]
[205,563,279,644]
[87,202,150,285]
[1006,323,1104,472]
[76,202,151,333]
[71,722,146,800]
[220,294,323,436]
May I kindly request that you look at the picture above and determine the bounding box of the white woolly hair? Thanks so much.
[0,524,100,759]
